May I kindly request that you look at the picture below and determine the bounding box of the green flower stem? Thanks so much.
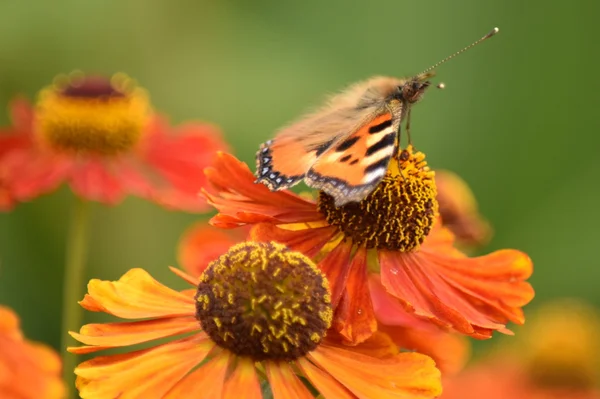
[61,197,91,398]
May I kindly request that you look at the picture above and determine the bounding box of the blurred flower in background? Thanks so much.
[69,241,442,398]
[435,170,492,249]
[0,72,227,212]
[202,150,534,345]
[0,306,64,399]
[441,299,600,399]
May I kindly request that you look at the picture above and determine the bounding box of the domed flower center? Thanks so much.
[34,73,150,156]
[195,241,332,361]
[318,146,438,252]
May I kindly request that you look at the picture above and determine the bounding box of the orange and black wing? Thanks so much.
[255,135,327,191]
[305,113,399,206]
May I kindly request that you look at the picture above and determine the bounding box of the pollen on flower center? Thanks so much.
[195,241,333,361]
[318,146,438,252]
[34,72,150,156]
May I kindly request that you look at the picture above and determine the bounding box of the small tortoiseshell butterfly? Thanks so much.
[256,28,498,207]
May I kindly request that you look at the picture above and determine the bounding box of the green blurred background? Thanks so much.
[1,0,599,357]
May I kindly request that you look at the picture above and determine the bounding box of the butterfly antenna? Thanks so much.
[418,27,499,78]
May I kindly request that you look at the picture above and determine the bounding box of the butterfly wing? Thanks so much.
[305,112,400,206]
[255,76,405,196]
[255,83,387,191]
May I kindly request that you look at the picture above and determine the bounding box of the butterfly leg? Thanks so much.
[393,120,407,182]
[405,107,413,146]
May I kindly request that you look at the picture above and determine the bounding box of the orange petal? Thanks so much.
[75,334,213,398]
[309,344,442,399]
[333,247,377,345]
[297,357,355,399]
[68,316,199,354]
[203,152,322,227]
[380,323,470,375]
[250,222,337,258]
[168,266,200,287]
[177,223,239,277]
[0,306,20,336]
[325,330,399,359]
[0,306,64,399]
[379,230,534,337]
[266,360,315,399]
[80,268,195,319]
[317,241,353,307]
[164,349,230,399]
[222,357,262,399]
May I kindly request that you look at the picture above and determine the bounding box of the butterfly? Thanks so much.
[255,28,498,207]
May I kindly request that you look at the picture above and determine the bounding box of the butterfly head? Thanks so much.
[400,81,430,104]
[400,72,434,104]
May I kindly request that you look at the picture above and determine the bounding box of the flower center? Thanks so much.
[34,73,150,156]
[195,241,332,361]
[318,146,438,252]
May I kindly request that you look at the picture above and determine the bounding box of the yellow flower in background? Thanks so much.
[442,299,600,399]
[0,306,64,399]
[69,241,441,398]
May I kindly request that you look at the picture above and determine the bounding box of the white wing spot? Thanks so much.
[361,168,385,184]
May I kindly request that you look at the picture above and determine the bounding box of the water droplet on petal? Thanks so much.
[390,268,399,275]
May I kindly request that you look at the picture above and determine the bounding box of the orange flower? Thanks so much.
[442,299,600,399]
[0,306,64,399]
[0,72,226,211]
[435,170,492,248]
[178,222,469,376]
[202,149,534,344]
[69,241,441,399]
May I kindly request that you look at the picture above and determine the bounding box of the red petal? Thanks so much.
[139,118,227,212]
[250,222,337,258]
[1,143,72,201]
[203,152,322,227]
[69,158,125,204]
[8,98,35,131]
[379,226,534,337]
[333,247,377,345]
[369,274,440,331]
[318,241,353,307]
